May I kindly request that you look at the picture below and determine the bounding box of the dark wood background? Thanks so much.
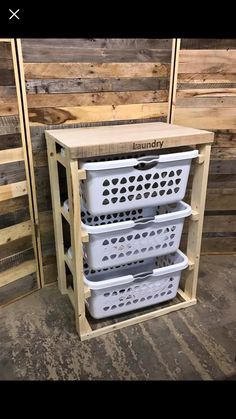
[1,38,235,301]
[20,38,173,286]
[174,39,236,254]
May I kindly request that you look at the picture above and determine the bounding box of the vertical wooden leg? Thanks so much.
[184,144,211,299]
[66,160,90,337]
[46,139,67,294]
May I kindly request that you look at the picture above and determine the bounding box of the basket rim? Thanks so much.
[80,150,198,171]
[82,250,188,290]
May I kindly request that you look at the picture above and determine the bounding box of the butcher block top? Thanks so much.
[45,122,214,158]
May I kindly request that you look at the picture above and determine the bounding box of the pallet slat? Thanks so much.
[0,147,24,164]
[24,63,171,79]
[0,220,32,246]
[0,180,28,202]
[0,259,36,288]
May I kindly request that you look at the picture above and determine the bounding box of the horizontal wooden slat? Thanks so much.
[0,161,26,186]
[0,195,30,216]
[174,107,236,129]
[179,50,236,74]
[24,63,171,79]
[0,260,36,288]
[0,86,17,99]
[210,147,236,160]
[0,181,27,202]
[28,103,168,126]
[0,69,15,86]
[205,189,236,210]
[0,102,19,116]
[0,246,34,271]
[181,236,236,254]
[0,115,20,135]
[178,74,236,84]
[180,39,236,49]
[27,90,169,108]
[0,42,12,58]
[0,271,38,307]
[0,220,32,246]
[21,39,172,63]
[176,97,236,107]
[0,147,24,164]
[0,133,22,150]
[210,160,236,174]
[0,208,30,229]
[22,47,172,63]
[203,215,236,233]
[201,237,236,254]
[22,38,172,52]
[26,78,169,94]
[185,189,236,210]
[176,88,236,99]
[213,131,236,147]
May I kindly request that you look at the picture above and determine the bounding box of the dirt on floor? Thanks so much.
[0,255,236,380]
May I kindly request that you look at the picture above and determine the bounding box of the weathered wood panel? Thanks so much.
[0,272,38,306]
[24,63,170,79]
[26,91,169,108]
[0,40,39,305]
[26,78,169,95]
[28,103,168,126]
[20,38,173,285]
[173,39,236,255]
[21,39,172,62]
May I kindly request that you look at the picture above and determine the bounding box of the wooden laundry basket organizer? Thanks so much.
[46,122,214,341]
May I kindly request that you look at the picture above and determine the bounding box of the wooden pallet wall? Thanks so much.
[173,39,236,253]
[18,38,174,285]
[0,40,39,305]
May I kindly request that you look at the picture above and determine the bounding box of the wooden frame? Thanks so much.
[46,122,213,341]
[0,39,40,305]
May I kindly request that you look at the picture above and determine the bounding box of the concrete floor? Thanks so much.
[0,255,235,380]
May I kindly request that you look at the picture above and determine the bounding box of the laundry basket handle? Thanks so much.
[133,271,153,280]
[134,216,155,225]
[134,155,159,170]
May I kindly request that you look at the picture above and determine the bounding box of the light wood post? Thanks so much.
[184,144,212,299]
[46,139,67,294]
[65,159,91,335]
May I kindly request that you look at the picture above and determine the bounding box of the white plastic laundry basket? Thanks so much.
[80,150,198,215]
[82,250,188,319]
[64,200,191,269]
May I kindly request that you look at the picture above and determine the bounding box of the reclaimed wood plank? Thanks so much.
[174,107,236,129]
[0,195,30,216]
[176,88,236,99]
[0,161,26,186]
[26,90,169,108]
[0,271,38,307]
[180,39,236,49]
[24,62,171,79]
[0,208,30,229]
[0,260,36,287]
[0,133,22,150]
[28,103,168,126]
[21,39,172,63]
[0,220,32,246]
[179,50,236,74]
[21,39,172,54]
[26,77,169,94]
[0,246,35,272]
[0,181,28,202]
[0,147,24,164]
[176,97,236,107]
